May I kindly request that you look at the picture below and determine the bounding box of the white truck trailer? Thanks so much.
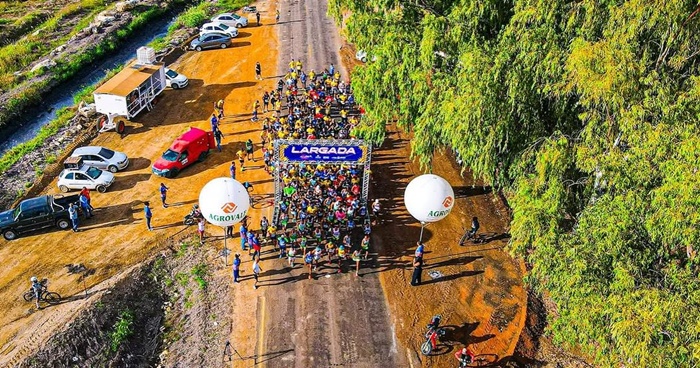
[93,47,166,134]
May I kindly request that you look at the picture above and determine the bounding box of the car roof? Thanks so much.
[73,146,105,155]
[200,31,231,39]
[201,21,227,28]
[215,13,240,18]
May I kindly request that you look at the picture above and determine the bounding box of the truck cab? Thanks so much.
[152,127,215,178]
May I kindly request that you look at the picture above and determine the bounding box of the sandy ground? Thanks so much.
[0,0,528,366]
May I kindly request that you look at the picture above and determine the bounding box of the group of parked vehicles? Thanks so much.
[190,12,250,51]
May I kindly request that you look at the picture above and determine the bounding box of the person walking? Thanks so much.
[245,138,254,161]
[262,91,270,112]
[252,256,262,289]
[361,234,371,260]
[287,246,296,268]
[305,250,313,279]
[214,128,224,152]
[210,113,219,133]
[159,183,169,207]
[237,149,245,168]
[275,9,280,23]
[232,254,241,282]
[411,256,423,286]
[230,161,236,180]
[239,223,248,251]
[68,203,79,232]
[255,61,262,80]
[256,11,261,26]
[79,193,92,218]
[352,249,362,277]
[144,201,153,231]
[197,217,206,244]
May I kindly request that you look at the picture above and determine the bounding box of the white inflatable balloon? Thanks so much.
[404,174,455,223]
[198,178,250,227]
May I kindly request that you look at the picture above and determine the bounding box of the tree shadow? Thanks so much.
[421,270,484,285]
[452,185,492,199]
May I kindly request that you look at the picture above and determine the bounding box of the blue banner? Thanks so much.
[283,144,364,162]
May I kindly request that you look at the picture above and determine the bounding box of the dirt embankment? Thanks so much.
[18,236,231,368]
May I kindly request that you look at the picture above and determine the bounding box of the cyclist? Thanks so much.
[455,347,475,366]
[30,276,43,309]
[467,216,480,240]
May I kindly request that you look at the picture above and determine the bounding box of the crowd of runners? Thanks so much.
[232,60,382,287]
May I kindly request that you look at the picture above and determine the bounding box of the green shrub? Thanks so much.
[109,309,134,353]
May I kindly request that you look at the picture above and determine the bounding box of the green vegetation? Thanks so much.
[331,0,700,366]
[191,263,208,290]
[109,309,134,353]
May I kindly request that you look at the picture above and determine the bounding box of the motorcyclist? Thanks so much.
[30,276,43,309]
[455,347,475,366]
[191,204,202,220]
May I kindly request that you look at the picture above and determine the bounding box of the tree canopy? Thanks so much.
[329,0,700,365]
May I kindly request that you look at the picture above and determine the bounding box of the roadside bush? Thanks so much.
[109,309,134,353]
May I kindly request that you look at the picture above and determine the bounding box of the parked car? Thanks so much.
[152,127,215,178]
[200,22,239,38]
[190,32,233,51]
[211,13,249,28]
[71,146,129,173]
[165,68,189,89]
[58,157,115,193]
[0,194,79,240]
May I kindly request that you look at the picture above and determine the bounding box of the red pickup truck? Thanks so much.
[152,127,215,178]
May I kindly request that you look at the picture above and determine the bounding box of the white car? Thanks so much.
[356,50,377,63]
[71,146,129,173]
[58,165,115,193]
[165,68,189,89]
[200,22,239,38]
[211,13,248,28]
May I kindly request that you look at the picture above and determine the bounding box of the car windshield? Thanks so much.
[86,166,102,179]
[98,147,115,159]
[232,14,241,19]
[162,149,179,162]
[218,23,230,31]
[166,69,178,78]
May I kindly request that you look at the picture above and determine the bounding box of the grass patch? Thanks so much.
[0,106,73,174]
[109,309,134,353]
[191,263,208,290]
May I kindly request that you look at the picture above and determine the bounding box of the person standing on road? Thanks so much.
[144,201,153,231]
[239,223,248,251]
[411,256,423,286]
[415,241,425,258]
[68,203,79,232]
[79,193,92,218]
[262,91,270,112]
[232,254,241,283]
[230,161,236,180]
[197,217,206,244]
[255,61,262,80]
[215,99,224,118]
[237,149,245,168]
[80,187,93,211]
[159,183,169,207]
[305,250,313,279]
[226,225,234,239]
[210,113,219,133]
[275,9,280,23]
[256,11,261,26]
[214,128,224,152]
[252,256,262,289]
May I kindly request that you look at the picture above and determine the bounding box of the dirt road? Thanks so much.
[228,0,406,366]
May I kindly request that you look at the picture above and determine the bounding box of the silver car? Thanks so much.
[211,13,249,28]
[71,146,129,173]
[190,32,233,51]
[200,22,239,38]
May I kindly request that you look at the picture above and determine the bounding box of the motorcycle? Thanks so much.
[420,314,446,355]
[183,205,202,226]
